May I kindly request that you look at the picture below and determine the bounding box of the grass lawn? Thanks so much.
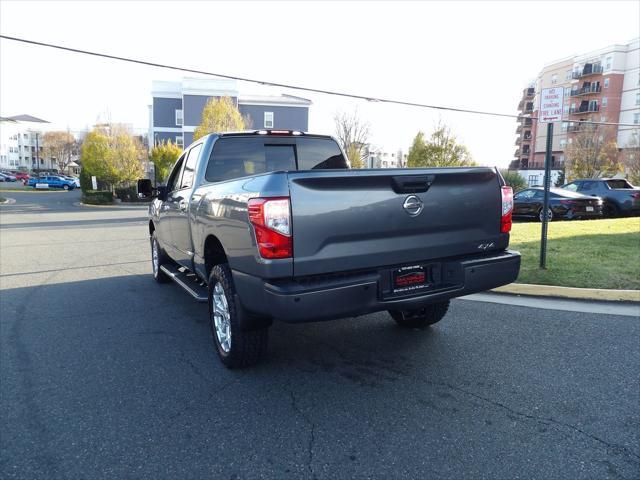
[509,217,640,290]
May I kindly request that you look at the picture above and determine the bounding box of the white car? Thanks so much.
[62,175,81,188]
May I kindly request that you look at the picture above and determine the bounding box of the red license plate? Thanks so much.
[393,265,430,293]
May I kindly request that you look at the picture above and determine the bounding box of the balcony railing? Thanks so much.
[570,85,601,97]
[523,134,532,140]
[526,87,535,97]
[570,104,599,114]
[516,126,522,134]
[571,64,603,79]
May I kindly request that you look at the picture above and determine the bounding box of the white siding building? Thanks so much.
[0,115,49,170]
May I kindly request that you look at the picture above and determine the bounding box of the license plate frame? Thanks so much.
[392,264,431,294]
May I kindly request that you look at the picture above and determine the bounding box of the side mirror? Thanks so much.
[137,179,154,198]
[156,185,168,201]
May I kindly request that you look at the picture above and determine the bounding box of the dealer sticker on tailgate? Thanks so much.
[393,265,431,294]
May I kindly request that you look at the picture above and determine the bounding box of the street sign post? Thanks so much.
[538,87,564,269]
[91,176,98,190]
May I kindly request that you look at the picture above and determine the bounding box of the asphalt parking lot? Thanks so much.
[1,190,639,480]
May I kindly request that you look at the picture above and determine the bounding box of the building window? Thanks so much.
[565,70,572,80]
[634,113,640,124]
[175,109,183,126]
[601,116,606,123]
[636,93,640,106]
[602,97,607,107]
[605,56,612,71]
[264,112,274,129]
[561,122,568,131]
[551,74,558,84]
[176,135,184,148]
[528,175,537,186]
[604,78,609,89]
[559,139,567,149]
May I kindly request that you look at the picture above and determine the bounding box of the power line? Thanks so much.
[2,34,639,128]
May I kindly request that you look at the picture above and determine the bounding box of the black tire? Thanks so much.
[150,231,171,283]
[603,202,619,218]
[538,207,553,222]
[208,264,268,369]
[389,300,450,328]
[63,184,70,191]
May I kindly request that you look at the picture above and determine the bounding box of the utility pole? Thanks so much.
[35,132,40,174]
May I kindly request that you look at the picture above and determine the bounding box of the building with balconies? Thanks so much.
[0,115,48,170]
[511,37,639,183]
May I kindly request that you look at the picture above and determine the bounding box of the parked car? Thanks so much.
[61,175,81,187]
[0,172,18,182]
[561,178,640,217]
[9,171,30,182]
[27,175,76,190]
[139,130,521,368]
[513,187,603,222]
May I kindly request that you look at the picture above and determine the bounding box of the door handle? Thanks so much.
[179,201,188,212]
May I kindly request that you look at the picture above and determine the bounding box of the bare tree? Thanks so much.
[333,110,370,168]
[622,132,640,185]
[42,131,77,173]
[565,124,622,180]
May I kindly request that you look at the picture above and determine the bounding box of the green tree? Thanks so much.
[565,125,621,180]
[150,140,182,183]
[193,96,248,140]
[407,123,475,167]
[80,125,144,190]
[500,169,527,191]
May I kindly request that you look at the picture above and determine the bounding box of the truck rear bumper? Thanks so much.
[233,250,521,323]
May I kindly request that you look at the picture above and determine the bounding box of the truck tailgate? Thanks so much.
[288,168,506,277]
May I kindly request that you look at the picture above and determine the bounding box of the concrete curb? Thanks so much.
[493,283,640,302]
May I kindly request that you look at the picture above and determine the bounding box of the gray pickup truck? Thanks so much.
[139,130,520,368]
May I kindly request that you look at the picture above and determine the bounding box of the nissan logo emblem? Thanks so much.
[403,195,423,217]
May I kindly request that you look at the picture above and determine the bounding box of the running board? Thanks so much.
[160,264,208,302]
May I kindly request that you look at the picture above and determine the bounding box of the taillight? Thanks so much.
[247,197,292,259]
[501,186,513,233]
[631,192,640,199]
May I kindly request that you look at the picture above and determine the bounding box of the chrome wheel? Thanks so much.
[539,208,553,222]
[152,237,159,276]
[212,283,232,353]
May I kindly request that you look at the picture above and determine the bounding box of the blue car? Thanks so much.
[28,175,76,190]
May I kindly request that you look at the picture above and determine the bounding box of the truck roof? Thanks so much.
[216,130,333,139]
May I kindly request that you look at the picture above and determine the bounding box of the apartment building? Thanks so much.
[149,78,312,148]
[511,38,640,185]
[0,115,48,170]
[366,147,406,168]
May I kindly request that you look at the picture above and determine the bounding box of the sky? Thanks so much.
[1,0,639,168]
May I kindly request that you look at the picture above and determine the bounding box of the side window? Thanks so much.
[580,181,597,191]
[563,182,579,192]
[516,190,534,200]
[532,190,545,200]
[166,154,186,192]
[179,144,202,189]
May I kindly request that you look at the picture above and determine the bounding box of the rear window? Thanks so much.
[205,136,347,182]
[605,179,634,189]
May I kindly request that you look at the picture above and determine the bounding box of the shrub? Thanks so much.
[500,169,527,192]
[82,190,114,205]
[114,186,138,202]
[79,169,93,193]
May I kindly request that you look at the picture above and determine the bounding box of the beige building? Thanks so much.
[511,38,640,185]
